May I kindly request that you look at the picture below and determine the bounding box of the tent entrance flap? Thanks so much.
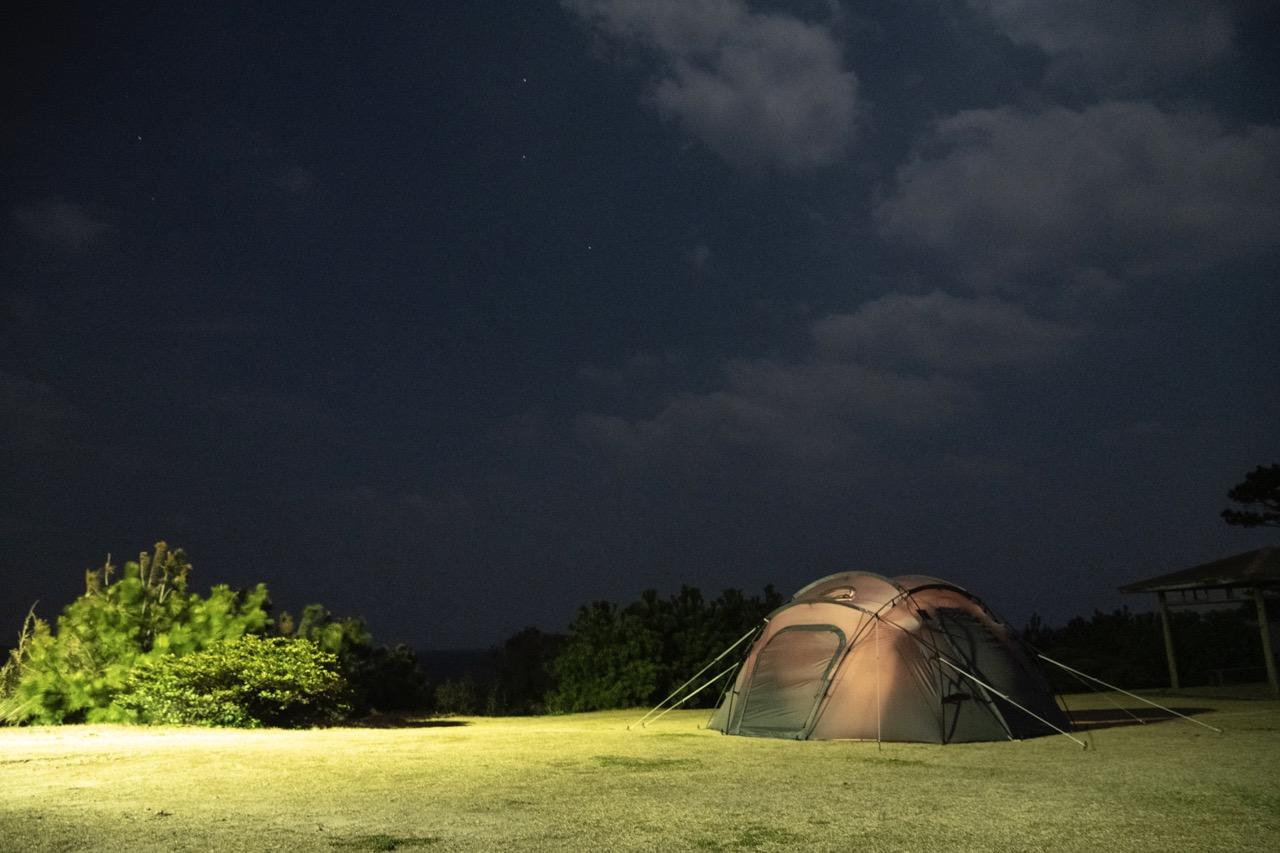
[734,625,844,738]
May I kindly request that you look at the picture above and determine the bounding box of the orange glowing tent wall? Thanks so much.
[708,572,1067,743]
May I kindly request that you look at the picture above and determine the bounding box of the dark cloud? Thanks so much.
[563,0,858,170]
[576,291,1078,465]
[576,360,969,464]
[876,102,1280,291]
[272,165,317,195]
[812,292,1080,374]
[0,370,78,452]
[324,486,475,530]
[968,0,1235,91]
[194,388,339,430]
[10,199,110,250]
[165,315,265,339]
[1,3,1276,647]
[688,242,713,272]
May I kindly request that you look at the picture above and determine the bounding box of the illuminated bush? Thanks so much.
[0,541,433,726]
[119,634,349,727]
[0,543,270,725]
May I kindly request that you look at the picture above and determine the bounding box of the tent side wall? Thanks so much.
[809,616,947,742]
[907,586,1070,740]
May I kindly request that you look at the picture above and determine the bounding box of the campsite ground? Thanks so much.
[1,693,1277,852]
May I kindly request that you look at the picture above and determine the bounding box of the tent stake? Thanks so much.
[628,624,760,730]
[937,657,1088,749]
[1036,653,1223,734]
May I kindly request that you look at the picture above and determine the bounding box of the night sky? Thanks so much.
[3,1,1278,650]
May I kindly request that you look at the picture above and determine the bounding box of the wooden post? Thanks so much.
[1157,591,1179,690]
[1254,587,1279,697]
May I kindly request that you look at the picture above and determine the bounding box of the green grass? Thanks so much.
[1,693,1277,852]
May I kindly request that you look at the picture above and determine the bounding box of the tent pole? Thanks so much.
[644,663,740,727]
[706,655,740,729]
[869,600,966,743]
[936,658,1088,749]
[875,617,882,751]
[1036,653,1222,734]
[628,624,760,730]
[932,611,1015,740]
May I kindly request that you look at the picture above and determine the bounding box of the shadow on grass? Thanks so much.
[1065,707,1213,730]
[348,715,472,729]
[593,754,700,771]
[330,834,440,850]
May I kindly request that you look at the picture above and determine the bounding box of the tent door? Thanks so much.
[733,625,845,739]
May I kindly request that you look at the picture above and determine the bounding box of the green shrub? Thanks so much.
[119,634,350,727]
[547,601,661,712]
[282,604,430,714]
[0,543,270,725]
[433,676,484,716]
[546,587,782,712]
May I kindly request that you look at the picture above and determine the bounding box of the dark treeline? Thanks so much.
[6,541,1274,725]
[432,585,785,715]
[431,627,566,716]
[0,540,783,724]
[1023,604,1274,691]
[434,596,1276,715]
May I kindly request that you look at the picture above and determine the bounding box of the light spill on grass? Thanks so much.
[0,694,1277,852]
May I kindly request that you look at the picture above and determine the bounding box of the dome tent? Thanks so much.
[706,572,1071,743]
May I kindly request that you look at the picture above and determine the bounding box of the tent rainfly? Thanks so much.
[706,572,1071,744]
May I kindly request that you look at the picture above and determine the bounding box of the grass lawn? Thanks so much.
[1,692,1277,852]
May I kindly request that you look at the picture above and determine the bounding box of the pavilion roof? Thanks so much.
[1120,546,1280,593]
